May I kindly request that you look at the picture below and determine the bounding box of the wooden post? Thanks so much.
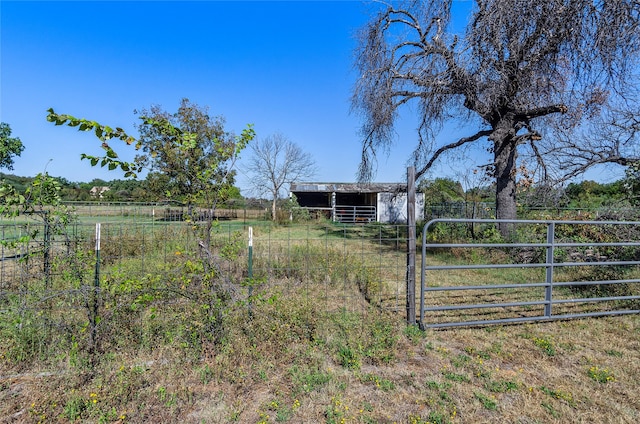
[406,167,416,325]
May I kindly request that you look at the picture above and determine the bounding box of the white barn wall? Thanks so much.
[377,192,424,223]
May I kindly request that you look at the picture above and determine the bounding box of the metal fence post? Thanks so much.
[90,223,101,362]
[406,167,416,325]
[248,226,253,318]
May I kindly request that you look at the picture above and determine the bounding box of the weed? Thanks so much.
[289,365,332,394]
[408,411,453,424]
[426,380,452,391]
[337,344,361,370]
[362,373,396,391]
[62,391,101,421]
[539,386,576,407]
[63,395,87,421]
[532,336,556,356]
[588,366,616,383]
[404,323,425,343]
[464,346,491,360]
[325,395,352,424]
[363,315,398,364]
[442,370,470,383]
[541,401,560,418]
[474,391,497,410]
[486,379,519,393]
[261,398,294,422]
[605,349,623,358]
[198,363,214,384]
[452,353,471,368]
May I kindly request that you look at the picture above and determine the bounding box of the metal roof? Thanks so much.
[290,182,407,193]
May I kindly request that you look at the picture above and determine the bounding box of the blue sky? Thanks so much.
[0,0,621,196]
[1,0,420,193]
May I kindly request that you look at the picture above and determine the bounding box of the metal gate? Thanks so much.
[419,219,640,329]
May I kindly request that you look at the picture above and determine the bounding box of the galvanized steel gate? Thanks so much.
[419,219,640,329]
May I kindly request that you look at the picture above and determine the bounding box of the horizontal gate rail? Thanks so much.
[419,218,640,329]
[334,205,376,223]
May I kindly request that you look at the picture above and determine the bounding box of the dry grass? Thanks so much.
[0,316,640,423]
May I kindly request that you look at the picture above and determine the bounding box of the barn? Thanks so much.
[289,182,424,224]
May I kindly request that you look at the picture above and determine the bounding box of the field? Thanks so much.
[0,211,639,423]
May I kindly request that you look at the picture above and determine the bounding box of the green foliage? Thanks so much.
[532,336,556,356]
[425,220,504,244]
[0,172,31,193]
[564,180,626,208]
[0,306,51,363]
[46,108,141,178]
[0,172,74,252]
[587,366,616,383]
[539,385,576,407]
[485,379,518,393]
[133,99,255,207]
[46,100,257,358]
[403,324,425,344]
[319,309,399,371]
[419,177,465,204]
[0,122,25,170]
[289,365,332,394]
[474,391,497,410]
[280,194,311,223]
[361,373,395,391]
[442,371,470,383]
[624,160,640,205]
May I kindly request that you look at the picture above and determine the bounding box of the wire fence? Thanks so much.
[0,219,409,308]
[0,211,409,360]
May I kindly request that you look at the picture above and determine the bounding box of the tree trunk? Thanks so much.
[272,197,277,221]
[492,121,518,238]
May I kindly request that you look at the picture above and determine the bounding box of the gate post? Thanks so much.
[406,167,416,325]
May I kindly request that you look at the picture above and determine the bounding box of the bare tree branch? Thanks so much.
[415,129,492,180]
[246,133,317,220]
[353,0,640,234]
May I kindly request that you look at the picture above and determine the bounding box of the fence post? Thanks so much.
[406,167,416,325]
[248,226,253,318]
[89,223,101,363]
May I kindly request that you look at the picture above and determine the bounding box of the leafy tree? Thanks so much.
[565,180,626,208]
[134,98,245,210]
[0,123,25,171]
[418,177,464,204]
[246,132,317,221]
[47,101,255,343]
[352,0,640,236]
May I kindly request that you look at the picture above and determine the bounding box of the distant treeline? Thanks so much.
[0,173,266,209]
[2,172,636,212]
[419,177,636,211]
